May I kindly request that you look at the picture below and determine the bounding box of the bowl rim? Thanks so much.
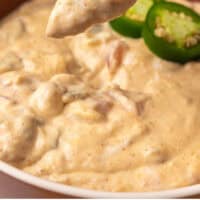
[1,161,200,198]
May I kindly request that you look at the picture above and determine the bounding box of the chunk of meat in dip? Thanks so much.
[46,0,136,37]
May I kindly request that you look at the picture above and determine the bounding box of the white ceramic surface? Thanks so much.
[1,161,200,198]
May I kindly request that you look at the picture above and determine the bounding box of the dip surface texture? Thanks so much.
[0,0,200,192]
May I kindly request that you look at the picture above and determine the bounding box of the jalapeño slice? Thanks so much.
[110,0,162,38]
[143,1,200,63]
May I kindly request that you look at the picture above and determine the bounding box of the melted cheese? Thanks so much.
[0,0,200,192]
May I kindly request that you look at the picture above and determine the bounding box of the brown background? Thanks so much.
[0,172,72,198]
[0,0,26,18]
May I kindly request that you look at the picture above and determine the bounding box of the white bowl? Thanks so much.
[1,160,200,198]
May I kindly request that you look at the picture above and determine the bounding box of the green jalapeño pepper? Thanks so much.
[143,1,200,63]
[110,0,162,38]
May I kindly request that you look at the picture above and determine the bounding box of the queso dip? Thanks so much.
[0,0,200,192]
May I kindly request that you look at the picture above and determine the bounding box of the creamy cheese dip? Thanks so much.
[0,0,200,192]
[46,0,136,37]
